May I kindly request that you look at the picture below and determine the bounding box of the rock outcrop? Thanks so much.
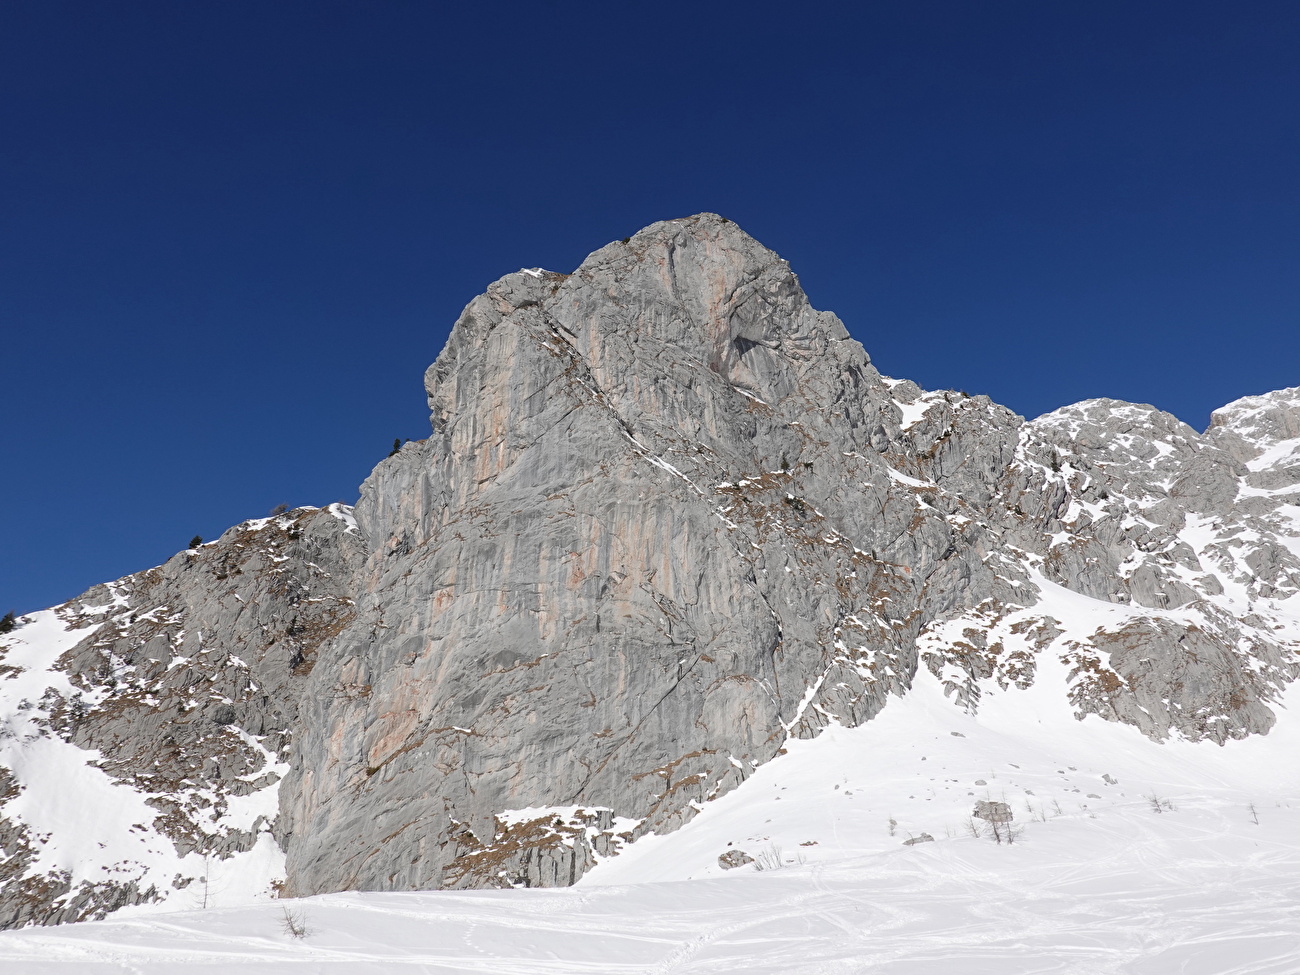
[2,214,1297,925]
[0,506,363,927]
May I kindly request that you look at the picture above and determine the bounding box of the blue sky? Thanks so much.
[3,1,1298,614]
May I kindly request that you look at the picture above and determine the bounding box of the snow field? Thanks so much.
[3,661,1297,973]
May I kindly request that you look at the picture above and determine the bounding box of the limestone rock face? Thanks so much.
[281,216,946,894]
[918,386,1300,742]
[2,214,1298,925]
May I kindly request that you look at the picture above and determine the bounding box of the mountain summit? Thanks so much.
[2,214,1298,926]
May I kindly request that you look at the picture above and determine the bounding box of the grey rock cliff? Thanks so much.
[2,215,1297,924]
[280,215,945,894]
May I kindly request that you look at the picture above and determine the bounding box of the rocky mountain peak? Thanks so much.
[1207,385,1300,466]
[425,212,869,461]
[2,216,1297,927]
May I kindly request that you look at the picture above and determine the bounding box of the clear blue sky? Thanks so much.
[3,1,1298,615]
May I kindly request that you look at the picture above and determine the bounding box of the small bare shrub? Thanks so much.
[753,844,783,871]
[1145,793,1175,814]
[281,907,310,939]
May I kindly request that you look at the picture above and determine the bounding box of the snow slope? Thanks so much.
[3,658,1296,972]
[0,610,285,914]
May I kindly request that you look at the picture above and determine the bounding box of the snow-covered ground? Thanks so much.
[0,607,287,918]
[3,661,1297,973]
